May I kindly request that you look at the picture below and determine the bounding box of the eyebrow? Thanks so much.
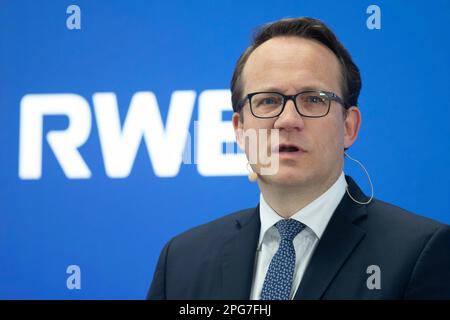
[255,85,327,93]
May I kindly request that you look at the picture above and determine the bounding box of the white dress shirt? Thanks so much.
[249,172,347,300]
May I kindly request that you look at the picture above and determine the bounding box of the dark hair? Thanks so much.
[230,17,361,113]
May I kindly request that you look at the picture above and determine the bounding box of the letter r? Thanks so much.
[19,94,92,179]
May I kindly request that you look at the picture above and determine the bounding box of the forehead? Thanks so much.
[242,36,342,95]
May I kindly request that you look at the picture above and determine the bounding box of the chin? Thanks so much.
[262,170,312,187]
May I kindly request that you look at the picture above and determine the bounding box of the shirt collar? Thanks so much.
[258,172,347,249]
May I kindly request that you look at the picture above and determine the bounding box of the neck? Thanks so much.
[258,171,342,218]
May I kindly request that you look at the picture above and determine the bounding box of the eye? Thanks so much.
[261,97,278,105]
[305,95,326,104]
[252,94,283,107]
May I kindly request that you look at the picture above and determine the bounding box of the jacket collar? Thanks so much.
[294,175,369,299]
[220,205,261,299]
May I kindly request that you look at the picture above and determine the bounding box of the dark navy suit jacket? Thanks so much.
[147,176,450,299]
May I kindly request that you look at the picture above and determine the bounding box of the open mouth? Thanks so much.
[273,144,303,153]
[279,145,300,152]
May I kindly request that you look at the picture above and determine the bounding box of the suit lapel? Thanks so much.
[220,206,261,299]
[294,176,369,299]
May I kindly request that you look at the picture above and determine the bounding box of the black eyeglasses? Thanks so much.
[239,90,347,119]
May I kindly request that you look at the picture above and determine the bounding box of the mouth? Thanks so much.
[272,143,305,154]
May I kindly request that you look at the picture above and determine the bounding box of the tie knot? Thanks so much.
[275,219,305,241]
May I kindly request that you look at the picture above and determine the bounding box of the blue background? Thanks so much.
[1,0,449,299]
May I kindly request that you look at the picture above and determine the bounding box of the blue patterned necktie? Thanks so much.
[260,219,305,300]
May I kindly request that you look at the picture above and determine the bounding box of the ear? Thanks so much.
[343,106,361,149]
[232,112,244,150]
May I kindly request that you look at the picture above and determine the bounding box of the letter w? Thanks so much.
[93,91,195,178]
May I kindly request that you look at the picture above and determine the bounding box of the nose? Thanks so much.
[273,98,305,131]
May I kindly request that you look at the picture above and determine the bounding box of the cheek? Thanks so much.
[311,119,344,156]
[242,119,275,156]
[242,118,275,137]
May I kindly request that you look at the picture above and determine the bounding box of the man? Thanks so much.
[147,17,450,299]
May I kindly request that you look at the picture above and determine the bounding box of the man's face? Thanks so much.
[233,36,361,189]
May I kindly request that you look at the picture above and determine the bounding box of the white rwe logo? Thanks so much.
[19,90,247,179]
